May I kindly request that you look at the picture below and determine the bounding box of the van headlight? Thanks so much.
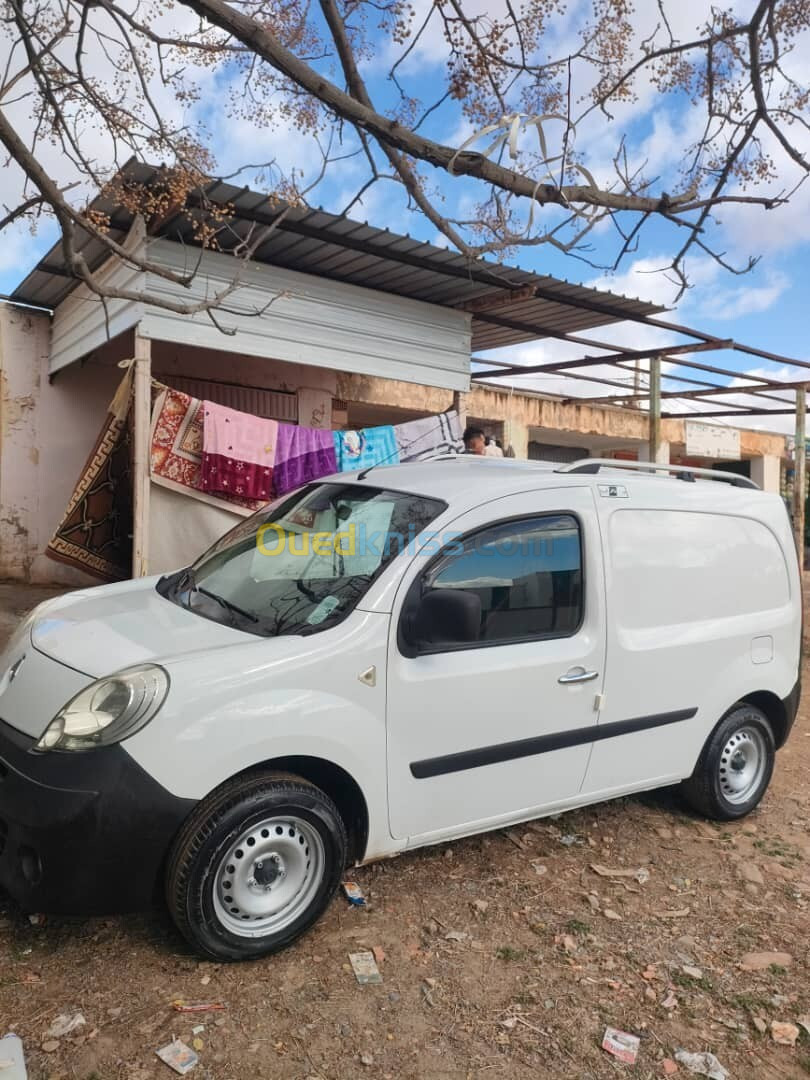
[35,664,170,752]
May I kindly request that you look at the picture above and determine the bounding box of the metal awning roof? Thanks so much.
[10,160,664,353]
[472,329,810,420]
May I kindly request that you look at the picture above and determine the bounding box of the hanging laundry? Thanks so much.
[200,400,277,501]
[274,423,338,496]
[150,388,265,513]
[333,425,399,472]
[394,410,463,462]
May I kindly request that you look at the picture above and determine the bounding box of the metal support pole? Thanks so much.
[794,384,806,572]
[648,355,661,464]
[132,332,152,578]
[453,389,467,431]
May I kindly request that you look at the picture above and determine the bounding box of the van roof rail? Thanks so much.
[555,458,760,490]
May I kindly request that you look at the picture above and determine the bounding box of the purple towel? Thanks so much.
[274,424,338,496]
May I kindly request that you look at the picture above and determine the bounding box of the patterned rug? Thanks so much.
[150,387,264,514]
[46,369,135,581]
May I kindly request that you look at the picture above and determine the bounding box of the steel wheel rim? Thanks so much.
[718,725,767,805]
[213,815,325,938]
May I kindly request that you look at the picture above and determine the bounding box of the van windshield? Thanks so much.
[158,482,446,637]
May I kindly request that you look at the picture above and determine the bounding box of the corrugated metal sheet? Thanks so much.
[50,257,144,373]
[137,239,471,392]
[157,375,297,421]
[10,161,665,356]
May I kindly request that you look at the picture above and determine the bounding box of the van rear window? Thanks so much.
[609,509,790,629]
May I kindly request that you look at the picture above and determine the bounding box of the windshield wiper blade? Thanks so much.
[196,586,260,624]
[176,566,197,610]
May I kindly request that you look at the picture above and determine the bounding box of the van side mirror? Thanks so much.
[402,588,482,655]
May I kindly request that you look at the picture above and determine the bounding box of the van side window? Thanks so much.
[420,514,582,647]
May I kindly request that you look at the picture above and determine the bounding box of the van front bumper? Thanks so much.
[0,719,194,915]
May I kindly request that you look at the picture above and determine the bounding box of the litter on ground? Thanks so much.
[674,1049,730,1079]
[342,882,366,906]
[171,1001,226,1013]
[156,1039,199,1075]
[0,1034,27,1079]
[348,951,383,985]
[601,1027,640,1065]
[45,1014,85,1039]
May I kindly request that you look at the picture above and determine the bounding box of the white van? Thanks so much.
[0,458,801,960]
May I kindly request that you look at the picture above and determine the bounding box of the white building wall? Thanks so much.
[151,341,338,403]
[0,305,46,580]
[50,239,472,391]
[0,304,121,584]
[140,240,471,391]
[637,440,671,465]
[750,453,781,493]
[50,258,144,374]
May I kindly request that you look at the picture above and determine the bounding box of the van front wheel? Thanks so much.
[166,772,347,961]
[680,704,775,821]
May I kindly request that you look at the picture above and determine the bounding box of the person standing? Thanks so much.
[463,426,486,455]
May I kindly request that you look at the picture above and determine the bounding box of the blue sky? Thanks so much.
[2,0,808,433]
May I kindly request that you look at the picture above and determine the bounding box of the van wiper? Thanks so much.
[175,566,197,610]
[196,586,259,625]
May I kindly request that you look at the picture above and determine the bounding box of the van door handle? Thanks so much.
[558,668,599,684]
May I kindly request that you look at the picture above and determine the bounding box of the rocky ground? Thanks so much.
[1,582,809,1079]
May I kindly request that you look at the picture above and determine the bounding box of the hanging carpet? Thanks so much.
[150,387,264,514]
[46,368,135,582]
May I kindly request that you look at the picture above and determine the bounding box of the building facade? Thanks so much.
[0,164,790,584]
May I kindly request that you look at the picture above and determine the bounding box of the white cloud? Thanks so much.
[587,257,682,308]
[0,4,221,216]
[695,271,789,321]
[718,178,810,261]
[202,100,326,190]
[0,221,50,277]
[589,254,790,324]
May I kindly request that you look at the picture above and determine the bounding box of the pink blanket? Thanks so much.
[200,400,278,501]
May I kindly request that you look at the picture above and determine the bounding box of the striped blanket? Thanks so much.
[394,410,463,461]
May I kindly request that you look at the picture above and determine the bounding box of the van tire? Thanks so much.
[680,704,775,821]
[165,772,347,961]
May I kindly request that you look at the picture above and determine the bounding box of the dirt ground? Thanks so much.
[2,583,810,1079]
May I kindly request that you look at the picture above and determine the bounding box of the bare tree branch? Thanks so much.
[0,0,807,322]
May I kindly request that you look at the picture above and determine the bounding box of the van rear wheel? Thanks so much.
[680,703,775,821]
[166,772,347,961]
